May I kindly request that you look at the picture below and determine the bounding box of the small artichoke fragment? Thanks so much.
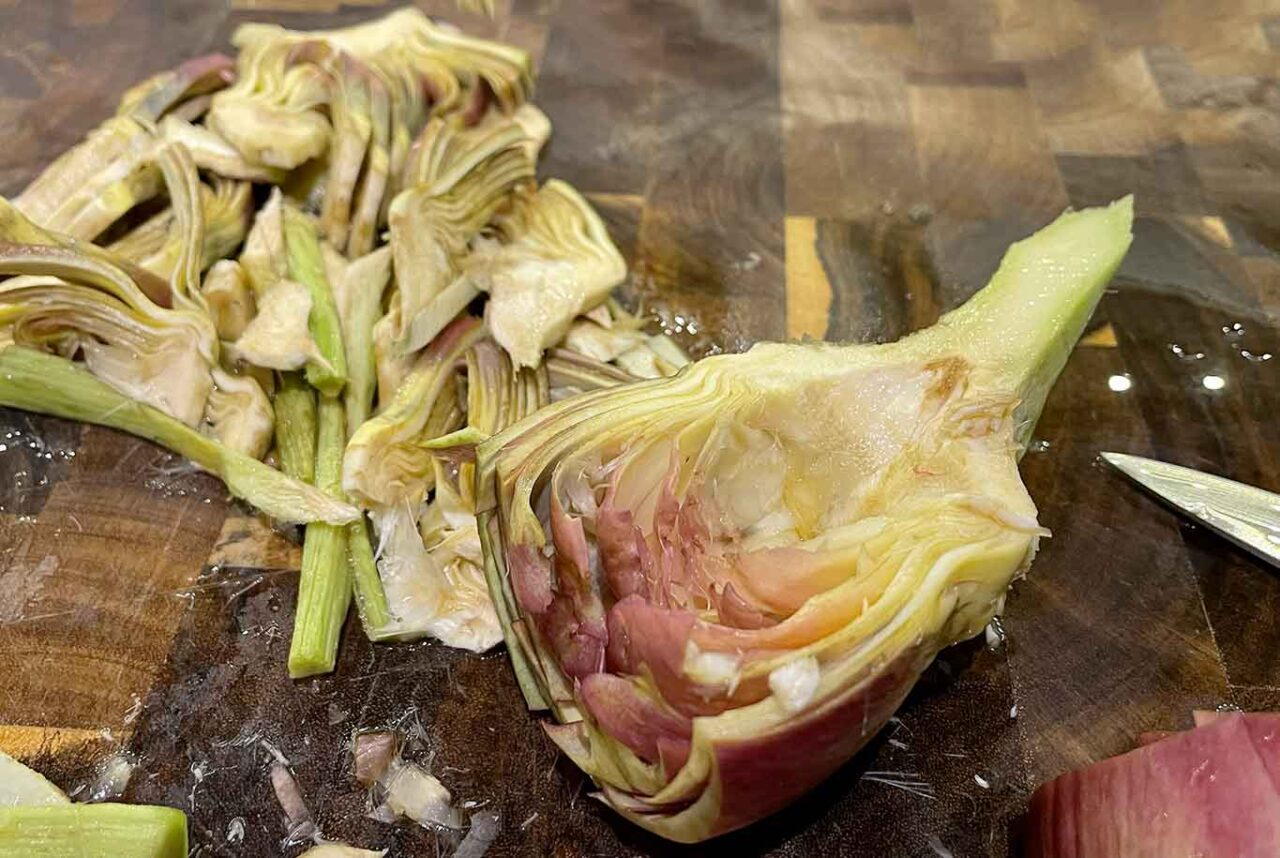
[203,367,274,460]
[475,199,1135,842]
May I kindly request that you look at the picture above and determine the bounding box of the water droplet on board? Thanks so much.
[1169,343,1206,361]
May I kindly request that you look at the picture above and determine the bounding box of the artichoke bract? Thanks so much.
[475,198,1134,842]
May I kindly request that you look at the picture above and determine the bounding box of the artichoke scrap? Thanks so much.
[16,54,237,241]
[206,8,531,187]
[0,153,219,427]
[476,199,1135,841]
[348,328,547,650]
[108,178,253,279]
[468,180,627,369]
[373,115,535,397]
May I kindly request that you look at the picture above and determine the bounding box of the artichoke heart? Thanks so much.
[475,199,1134,842]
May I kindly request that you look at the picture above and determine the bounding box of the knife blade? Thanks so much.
[1101,452,1280,570]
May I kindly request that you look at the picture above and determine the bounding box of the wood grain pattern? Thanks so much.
[1,1,1279,856]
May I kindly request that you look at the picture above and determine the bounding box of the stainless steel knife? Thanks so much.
[1101,452,1280,570]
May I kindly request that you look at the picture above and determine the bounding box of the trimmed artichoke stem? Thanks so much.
[288,394,353,678]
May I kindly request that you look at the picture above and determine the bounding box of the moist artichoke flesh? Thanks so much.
[475,199,1134,842]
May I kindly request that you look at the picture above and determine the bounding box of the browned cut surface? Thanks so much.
[2,0,1280,855]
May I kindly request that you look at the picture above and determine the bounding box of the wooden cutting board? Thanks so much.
[2,1,1279,855]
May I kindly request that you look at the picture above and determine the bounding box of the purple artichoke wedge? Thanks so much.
[475,198,1133,841]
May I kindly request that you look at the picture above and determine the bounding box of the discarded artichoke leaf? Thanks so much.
[0,347,357,525]
[157,115,285,182]
[562,318,647,364]
[117,53,236,123]
[372,301,413,406]
[233,278,320,372]
[201,260,254,341]
[387,118,534,354]
[371,341,544,648]
[152,143,211,317]
[379,63,428,220]
[0,201,218,426]
[471,180,626,368]
[394,276,481,360]
[207,31,332,170]
[612,336,688,380]
[474,102,550,163]
[646,333,692,370]
[283,205,348,396]
[239,188,287,298]
[546,348,639,398]
[347,66,392,259]
[108,179,252,279]
[404,9,533,113]
[475,198,1135,842]
[344,317,482,507]
[368,498,501,651]
[204,366,274,460]
[315,49,375,251]
[329,245,392,434]
[15,116,160,241]
[0,197,164,304]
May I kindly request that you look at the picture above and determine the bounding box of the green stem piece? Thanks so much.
[283,206,348,397]
[0,804,188,858]
[0,347,355,525]
[274,371,317,485]
[288,393,353,678]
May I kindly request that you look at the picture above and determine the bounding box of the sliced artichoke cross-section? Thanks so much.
[475,199,1134,842]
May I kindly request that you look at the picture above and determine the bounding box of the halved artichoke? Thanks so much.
[475,199,1134,841]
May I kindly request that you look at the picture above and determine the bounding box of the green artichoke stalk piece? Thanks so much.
[469,180,626,369]
[273,371,318,485]
[0,803,188,858]
[288,393,354,678]
[0,347,357,526]
[283,206,348,397]
[475,198,1134,842]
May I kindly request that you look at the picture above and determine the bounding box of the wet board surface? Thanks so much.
[1,1,1279,856]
